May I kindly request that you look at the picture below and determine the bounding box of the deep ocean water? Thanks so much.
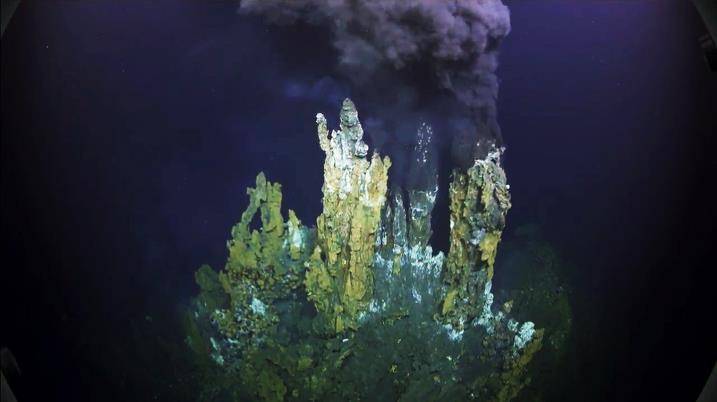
[1,1,715,401]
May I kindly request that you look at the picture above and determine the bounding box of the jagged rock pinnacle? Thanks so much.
[305,99,391,333]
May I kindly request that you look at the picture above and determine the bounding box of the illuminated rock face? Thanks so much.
[187,99,550,402]
[440,148,512,331]
[212,173,312,352]
[305,99,392,333]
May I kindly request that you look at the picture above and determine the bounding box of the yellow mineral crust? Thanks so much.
[214,172,309,342]
[441,149,511,326]
[305,99,391,333]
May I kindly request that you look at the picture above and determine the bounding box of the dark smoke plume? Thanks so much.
[241,0,510,173]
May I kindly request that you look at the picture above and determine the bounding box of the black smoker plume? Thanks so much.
[241,0,511,176]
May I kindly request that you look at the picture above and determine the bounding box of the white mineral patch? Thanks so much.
[369,299,381,313]
[443,322,464,342]
[209,337,224,365]
[513,322,536,352]
[212,353,225,366]
[339,174,352,198]
[290,227,303,249]
[411,288,422,303]
[470,228,486,246]
[250,297,267,316]
[475,282,496,333]
[374,253,388,268]
[354,139,368,157]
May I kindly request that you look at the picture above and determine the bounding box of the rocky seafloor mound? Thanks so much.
[183,99,571,402]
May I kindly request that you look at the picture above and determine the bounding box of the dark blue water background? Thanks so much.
[2,1,715,400]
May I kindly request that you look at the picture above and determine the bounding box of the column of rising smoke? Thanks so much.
[241,0,511,170]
